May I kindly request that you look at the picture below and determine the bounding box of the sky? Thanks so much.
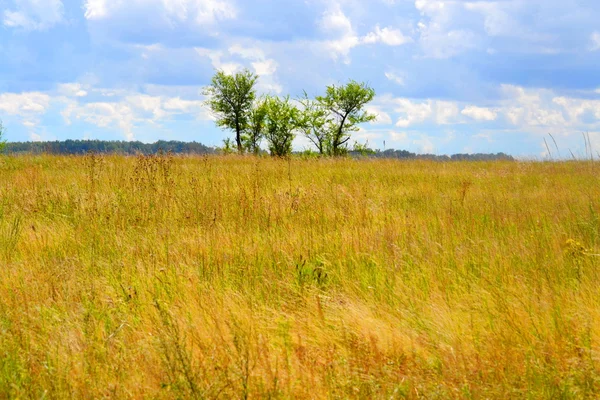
[1,0,600,157]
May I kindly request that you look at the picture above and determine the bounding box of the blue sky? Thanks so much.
[1,0,600,156]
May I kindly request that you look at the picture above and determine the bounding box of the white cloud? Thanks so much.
[553,96,600,122]
[365,106,392,125]
[229,45,266,61]
[318,4,360,62]
[500,84,567,127]
[391,98,459,127]
[66,102,136,141]
[414,0,483,58]
[252,60,278,76]
[363,25,412,46]
[196,48,242,74]
[461,105,497,121]
[59,86,212,141]
[434,101,459,124]
[385,72,405,86]
[57,83,89,98]
[84,0,236,24]
[198,44,279,77]
[3,0,64,31]
[0,92,51,116]
[590,32,600,52]
[227,44,278,76]
[316,4,412,63]
[395,99,432,127]
[319,4,353,36]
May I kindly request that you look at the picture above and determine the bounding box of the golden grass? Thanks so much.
[0,153,599,399]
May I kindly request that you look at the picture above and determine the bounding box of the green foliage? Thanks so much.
[242,97,269,155]
[0,119,6,154]
[264,96,301,157]
[221,138,236,155]
[316,81,376,156]
[204,69,258,153]
[352,140,377,156]
[298,92,330,155]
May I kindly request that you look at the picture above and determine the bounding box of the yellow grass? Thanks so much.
[0,154,599,399]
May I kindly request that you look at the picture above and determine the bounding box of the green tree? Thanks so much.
[264,96,301,157]
[352,140,377,156]
[204,69,258,153]
[242,98,268,155]
[316,81,376,156]
[298,92,330,155]
[0,119,6,153]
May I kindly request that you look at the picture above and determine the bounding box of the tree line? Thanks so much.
[204,70,376,157]
[0,138,514,161]
[3,139,214,155]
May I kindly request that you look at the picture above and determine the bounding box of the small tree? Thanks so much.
[352,140,377,156]
[221,138,235,155]
[0,119,6,153]
[298,92,330,155]
[242,98,268,155]
[316,81,376,156]
[204,69,258,153]
[264,96,300,157]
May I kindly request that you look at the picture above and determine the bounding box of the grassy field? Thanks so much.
[0,154,599,399]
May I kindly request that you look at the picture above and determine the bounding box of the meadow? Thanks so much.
[0,154,599,399]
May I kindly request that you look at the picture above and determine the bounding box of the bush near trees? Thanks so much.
[204,70,377,157]
[263,96,302,157]
[242,97,268,155]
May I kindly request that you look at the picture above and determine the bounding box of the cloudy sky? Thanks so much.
[1,0,600,156]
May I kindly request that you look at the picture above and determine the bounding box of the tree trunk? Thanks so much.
[333,114,347,156]
[235,120,243,153]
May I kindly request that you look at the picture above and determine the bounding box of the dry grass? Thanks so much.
[0,153,599,399]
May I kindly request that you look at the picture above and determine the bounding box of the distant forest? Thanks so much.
[5,140,215,155]
[4,140,514,161]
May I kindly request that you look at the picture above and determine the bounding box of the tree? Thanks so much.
[204,69,258,153]
[316,81,376,156]
[298,92,330,155]
[0,119,6,153]
[242,98,268,155]
[264,96,301,157]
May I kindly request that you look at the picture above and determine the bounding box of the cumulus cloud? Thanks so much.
[0,92,51,116]
[590,32,600,51]
[84,0,236,24]
[415,0,479,58]
[395,99,433,127]
[434,101,459,124]
[196,44,281,92]
[59,84,213,141]
[3,0,64,30]
[365,106,392,125]
[57,83,89,98]
[363,25,412,46]
[461,105,497,121]
[318,4,360,62]
[500,84,567,127]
